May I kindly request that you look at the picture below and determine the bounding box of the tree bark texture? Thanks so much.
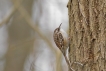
[67,0,106,71]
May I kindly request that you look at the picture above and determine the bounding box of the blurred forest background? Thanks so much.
[0,0,69,71]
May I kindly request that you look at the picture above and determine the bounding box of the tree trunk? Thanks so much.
[67,0,106,71]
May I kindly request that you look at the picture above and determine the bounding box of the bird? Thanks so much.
[53,23,74,71]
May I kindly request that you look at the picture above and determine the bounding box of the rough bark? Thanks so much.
[67,0,106,71]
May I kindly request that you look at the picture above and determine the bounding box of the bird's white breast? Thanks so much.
[60,28,68,39]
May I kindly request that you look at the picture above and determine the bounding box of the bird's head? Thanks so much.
[54,23,62,33]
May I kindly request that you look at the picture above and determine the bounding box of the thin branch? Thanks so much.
[0,7,16,27]
[0,0,24,27]
[12,1,57,54]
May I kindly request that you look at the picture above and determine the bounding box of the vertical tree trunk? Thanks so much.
[67,0,106,71]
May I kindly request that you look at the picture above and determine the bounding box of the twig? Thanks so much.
[0,7,16,27]
[12,0,57,54]
[0,0,23,27]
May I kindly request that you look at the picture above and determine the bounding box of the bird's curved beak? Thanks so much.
[58,23,62,30]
